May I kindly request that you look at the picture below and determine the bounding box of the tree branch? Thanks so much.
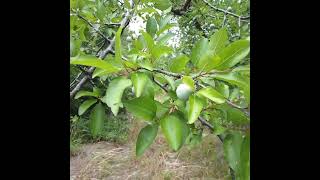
[70,0,134,98]
[70,72,83,88]
[75,12,111,42]
[105,23,121,26]
[139,66,250,117]
[202,0,249,20]
[78,66,96,86]
[226,100,250,117]
[98,6,133,59]
[145,71,240,180]
[70,67,95,98]
[171,0,192,16]
[152,76,168,93]
[138,67,182,78]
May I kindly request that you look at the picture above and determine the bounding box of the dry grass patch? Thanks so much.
[70,120,230,180]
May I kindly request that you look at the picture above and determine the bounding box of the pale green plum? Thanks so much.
[176,83,193,100]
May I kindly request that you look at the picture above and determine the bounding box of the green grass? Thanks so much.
[70,111,131,148]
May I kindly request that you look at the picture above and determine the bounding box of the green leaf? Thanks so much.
[111,17,122,23]
[150,45,172,61]
[124,60,139,69]
[139,61,154,71]
[96,0,106,21]
[78,99,98,115]
[182,76,195,91]
[196,51,221,72]
[155,101,169,119]
[215,81,230,99]
[124,96,157,122]
[214,72,250,103]
[89,102,105,137]
[93,87,102,95]
[70,55,120,73]
[209,28,228,55]
[138,7,158,14]
[187,95,204,124]
[223,132,243,171]
[154,74,167,84]
[70,0,77,9]
[115,27,123,64]
[174,99,186,115]
[196,87,226,104]
[163,75,176,90]
[92,68,110,78]
[226,106,249,124]
[158,15,172,32]
[78,25,87,41]
[70,38,81,57]
[232,65,250,73]
[124,0,131,9]
[136,124,158,156]
[142,79,155,98]
[135,35,145,50]
[190,37,209,67]
[169,55,190,73]
[131,72,149,97]
[103,77,132,116]
[141,31,155,51]
[240,135,250,180]
[156,23,175,36]
[215,104,249,124]
[229,88,240,101]
[160,113,189,151]
[146,17,158,38]
[156,32,174,45]
[214,40,250,70]
[211,120,226,135]
[75,90,99,99]
[200,77,215,87]
[154,0,172,10]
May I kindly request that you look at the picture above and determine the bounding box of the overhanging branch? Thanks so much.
[70,0,134,98]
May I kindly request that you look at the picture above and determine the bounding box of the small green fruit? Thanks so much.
[176,83,193,100]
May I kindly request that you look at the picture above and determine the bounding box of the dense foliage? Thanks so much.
[70,0,250,179]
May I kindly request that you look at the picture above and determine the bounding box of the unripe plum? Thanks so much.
[176,83,193,100]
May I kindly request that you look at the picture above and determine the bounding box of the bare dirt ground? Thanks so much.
[70,121,230,180]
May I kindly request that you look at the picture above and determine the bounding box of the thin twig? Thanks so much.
[70,72,83,88]
[198,116,223,142]
[139,67,181,78]
[238,16,241,37]
[75,13,111,42]
[222,12,227,27]
[96,40,107,56]
[152,76,168,93]
[202,0,249,20]
[105,23,121,26]
[226,100,250,117]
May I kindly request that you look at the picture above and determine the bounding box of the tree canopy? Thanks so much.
[70,0,250,179]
